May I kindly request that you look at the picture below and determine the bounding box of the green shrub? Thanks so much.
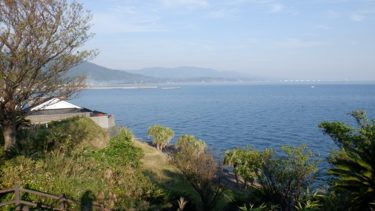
[223,147,267,187]
[0,124,167,210]
[320,110,375,210]
[255,145,318,210]
[174,135,224,211]
[225,145,319,210]
[89,128,143,168]
[11,117,108,158]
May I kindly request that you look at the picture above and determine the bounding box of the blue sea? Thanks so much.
[71,84,375,160]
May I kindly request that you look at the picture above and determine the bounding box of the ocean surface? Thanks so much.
[71,84,375,160]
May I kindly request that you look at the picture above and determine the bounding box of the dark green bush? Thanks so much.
[320,110,375,210]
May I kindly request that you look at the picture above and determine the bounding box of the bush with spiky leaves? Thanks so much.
[147,125,175,151]
[320,110,375,210]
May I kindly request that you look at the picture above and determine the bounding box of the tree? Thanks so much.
[147,124,174,151]
[320,110,375,210]
[174,135,223,211]
[0,0,95,151]
[256,145,318,211]
[227,146,318,210]
[223,148,265,187]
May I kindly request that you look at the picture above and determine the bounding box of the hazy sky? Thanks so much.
[80,0,375,80]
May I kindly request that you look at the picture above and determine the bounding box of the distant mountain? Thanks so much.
[69,62,262,85]
[128,66,255,80]
[69,62,159,84]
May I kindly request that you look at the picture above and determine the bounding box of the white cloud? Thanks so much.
[240,1,288,14]
[219,0,272,5]
[349,8,375,22]
[324,7,375,22]
[316,25,332,30]
[213,0,297,15]
[160,0,209,8]
[207,8,238,19]
[92,6,164,34]
[277,39,326,48]
[350,14,366,21]
[324,10,342,18]
[270,3,285,13]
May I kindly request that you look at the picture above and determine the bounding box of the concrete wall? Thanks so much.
[90,115,116,129]
[27,112,116,129]
[26,112,91,124]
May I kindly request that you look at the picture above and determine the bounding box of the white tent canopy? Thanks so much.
[31,98,81,111]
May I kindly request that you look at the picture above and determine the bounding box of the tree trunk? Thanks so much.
[234,172,239,187]
[2,122,17,151]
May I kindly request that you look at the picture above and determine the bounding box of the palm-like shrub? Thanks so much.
[320,110,375,210]
[223,149,241,185]
[147,125,175,151]
[176,134,206,155]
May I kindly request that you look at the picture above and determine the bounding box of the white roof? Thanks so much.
[31,98,81,111]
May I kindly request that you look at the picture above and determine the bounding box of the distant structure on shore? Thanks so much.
[26,98,115,129]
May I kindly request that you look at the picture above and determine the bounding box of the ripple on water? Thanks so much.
[72,84,375,160]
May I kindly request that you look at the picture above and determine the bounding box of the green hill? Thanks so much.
[69,62,262,85]
[69,62,161,84]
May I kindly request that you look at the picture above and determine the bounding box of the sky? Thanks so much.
[80,0,375,81]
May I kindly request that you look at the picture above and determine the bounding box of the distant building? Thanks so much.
[26,98,115,129]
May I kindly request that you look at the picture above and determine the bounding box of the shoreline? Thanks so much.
[84,81,375,90]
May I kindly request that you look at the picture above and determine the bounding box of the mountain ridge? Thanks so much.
[69,62,160,84]
[69,62,261,84]
[127,66,256,80]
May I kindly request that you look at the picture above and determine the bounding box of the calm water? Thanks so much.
[71,84,375,159]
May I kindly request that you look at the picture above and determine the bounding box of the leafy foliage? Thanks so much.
[176,134,206,155]
[0,120,167,210]
[0,0,96,150]
[89,128,142,168]
[294,189,322,211]
[147,124,175,151]
[174,135,223,211]
[256,145,318,211]
[224,145,318,210]
[320,110,375,210]
[223,147,267,187]
[9,117,108,158]
[239,203,269,211]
